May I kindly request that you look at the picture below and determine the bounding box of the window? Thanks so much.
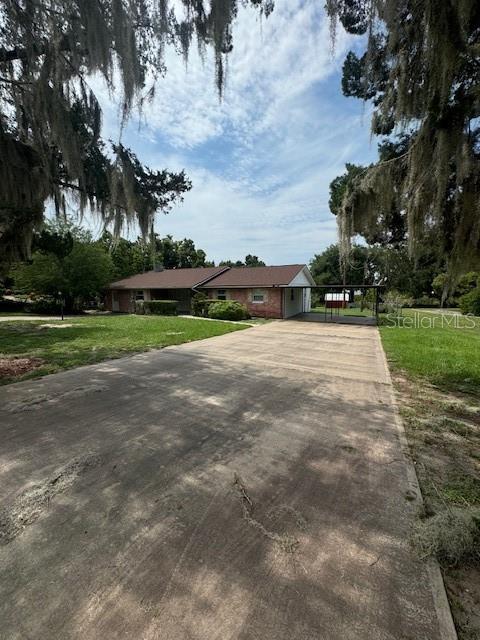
[252,289,265,303]
[135,290,145,301]
[290,289,294,301]
[217,289,227,300]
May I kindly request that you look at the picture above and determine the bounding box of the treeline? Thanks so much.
[310,243,480,309]
[100,233,266,277]
[0,221,268,313]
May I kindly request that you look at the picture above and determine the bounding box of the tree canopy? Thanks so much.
[0,0,273,270]
[100,231,214,278]
[219,255,266,267]
[14,221,114,310]
[326,0,480,282]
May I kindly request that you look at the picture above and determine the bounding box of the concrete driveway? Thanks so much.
[0,321,452,639]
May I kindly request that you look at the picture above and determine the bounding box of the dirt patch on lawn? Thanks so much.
[39,323,74,329]
[0,357,44,378]
[393,374,480,640]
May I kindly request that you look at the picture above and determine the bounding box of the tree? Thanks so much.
[219,260,245,267]
[432,271,479,306]
[244,255,266,267]
[99,231,212,277]
[309,244,374,286]
[98,232,150,279]
[14,221,113,310]
[0,0,273,269]
[326,1,480,280]
[309,242,443,299]
[219,255,266,267]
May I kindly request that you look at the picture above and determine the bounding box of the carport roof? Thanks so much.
[109,266,228,290]
[202,264,306,288]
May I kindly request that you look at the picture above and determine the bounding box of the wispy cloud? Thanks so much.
[93,0,377,264]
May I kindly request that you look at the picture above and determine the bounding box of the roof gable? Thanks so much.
[108,266,228,290]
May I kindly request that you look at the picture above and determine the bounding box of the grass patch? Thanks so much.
[380,309,480,392]
[379,309,480,639]
[413,508,480,566]
[310,305,374,317]
[0,314,246,384]
[441,476,480,507]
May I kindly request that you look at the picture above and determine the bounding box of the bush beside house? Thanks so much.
[136,300,178,315]
[192,293,245,318]
[207,300,248,321]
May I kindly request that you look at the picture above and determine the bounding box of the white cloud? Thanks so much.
[91,0,376,264]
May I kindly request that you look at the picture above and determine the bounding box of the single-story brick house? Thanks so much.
[105,264,315,319]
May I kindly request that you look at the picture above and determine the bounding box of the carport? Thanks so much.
[291,284,382,325]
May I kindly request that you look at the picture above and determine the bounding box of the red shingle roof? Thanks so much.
[108,264,309,290]
[108,267,228,290]
[202,265,306,288]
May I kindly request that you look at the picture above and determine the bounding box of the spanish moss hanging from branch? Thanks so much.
[0,0,274,269]
[326,0,480,284]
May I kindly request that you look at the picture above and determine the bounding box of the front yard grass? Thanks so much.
[310,305,374,317]
[380,309,480,393]
[0,314,247,385]
[379,309,480,640]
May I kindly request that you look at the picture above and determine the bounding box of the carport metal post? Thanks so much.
[291,284,383,324]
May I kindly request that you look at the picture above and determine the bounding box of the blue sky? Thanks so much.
[94,1,378,265]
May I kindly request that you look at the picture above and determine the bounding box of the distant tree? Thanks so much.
[98,232,150,279]
[219,255,266,267]
[176,239,209,268]
[310,244,374,286]
[219,260,245,267]
[14,222,113,310]
[371,244,441,299]
[310,243,443,299]
[99,231,212,276]
[244,255,266,267]
[432,272,479,306]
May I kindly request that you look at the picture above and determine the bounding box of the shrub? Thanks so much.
[27,297,60,315]
[135,300,146,315]
[207,300,247,321]
[192,294,237,317]
[142,300,177,315]
[414,296,439,308]
[0,298,25,313]
[191,292,208,316]
[383,290,414,314]
[459,287,480,316]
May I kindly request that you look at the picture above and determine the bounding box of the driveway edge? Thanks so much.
[375,328,458,640]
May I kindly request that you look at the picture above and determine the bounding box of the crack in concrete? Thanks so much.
[4,384,108,413]
[0,453,102,544]
[233,473,302,554]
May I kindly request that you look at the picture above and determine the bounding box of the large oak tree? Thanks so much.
[0,0,273,270]
[326,0,480,282]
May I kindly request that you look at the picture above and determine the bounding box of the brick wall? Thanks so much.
[104,290,133,313]
[207,288,283,319]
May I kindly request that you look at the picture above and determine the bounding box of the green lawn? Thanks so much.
[0,315,247,384]
[310,305,375,317]
[379,309,480,392]
[379,309,480,640]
